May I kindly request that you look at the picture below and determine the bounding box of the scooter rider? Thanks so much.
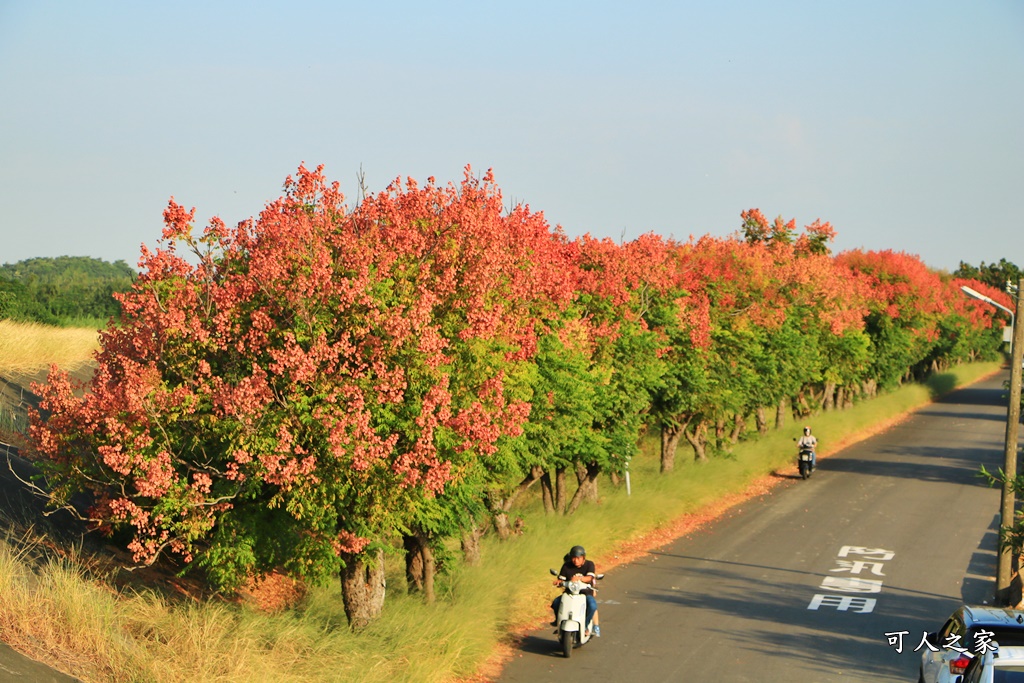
[798,426,818,471]
[551,545,600,637]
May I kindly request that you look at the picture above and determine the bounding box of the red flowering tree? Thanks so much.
[29,165,537,627]
[836,250,953,389]
[512,232,668,513]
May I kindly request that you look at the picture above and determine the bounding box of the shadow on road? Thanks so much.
[822,452,998,487]
[915,409,1008,424]
[932,385,1007,407]
[961,514,999,605]
[628,560,959,680]
[514,634,566,658]
[646,551,958,602]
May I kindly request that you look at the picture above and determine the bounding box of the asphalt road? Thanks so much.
[0,442,82,683]
[498,371,1011,682]
[0,642,79,682]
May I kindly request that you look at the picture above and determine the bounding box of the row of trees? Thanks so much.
[0,256,135,326]
[27,166,1012,627]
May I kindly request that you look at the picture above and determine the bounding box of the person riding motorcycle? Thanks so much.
[797,426,818,471]
[551,545,600,637]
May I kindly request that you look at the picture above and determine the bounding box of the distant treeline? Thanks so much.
[954,258,1022,292]
[0,256,136,328]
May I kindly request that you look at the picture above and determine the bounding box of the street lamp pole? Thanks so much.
[961,285,1015,344]
[960,282,1024,604]
[997,279,1024,605]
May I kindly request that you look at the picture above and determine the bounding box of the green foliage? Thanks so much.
[521,326,603,470]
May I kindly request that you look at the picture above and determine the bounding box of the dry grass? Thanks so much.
[0,319,99,374]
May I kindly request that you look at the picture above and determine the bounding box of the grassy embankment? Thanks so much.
[0,319,1003,681]
[0,319,99,435]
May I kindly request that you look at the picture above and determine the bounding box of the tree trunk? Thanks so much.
[822,381,836,411]
[660,422,683,473]
[843,386,855,409]
[340,549,386,630]
[575,463,598,503]
[684,419,708,462]
[488,466,543,538]
[540,471,555,515]
[461,524,482,566]
[418,533,436,605]
[795,391,813,418]
[566,463,600,515]
[555,466,567,515]
[729,413,745,443]
[402,533,436,604]
[755,406,769,435]
[403,534,424,593]
[862,379,877,398]
[775,398,787,430]
[493,511,512,540]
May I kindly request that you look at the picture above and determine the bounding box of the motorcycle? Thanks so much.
[798,446,815,479]
[549,568,604,658]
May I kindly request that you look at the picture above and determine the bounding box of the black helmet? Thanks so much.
[803,426,811,436]
[569,545,586,558]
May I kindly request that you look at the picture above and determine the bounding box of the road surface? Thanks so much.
[499,371,1010,682]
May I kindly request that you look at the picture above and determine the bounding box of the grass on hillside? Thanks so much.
[0,319,99,374]
[0,360,1003,682]
[0,319,99,440]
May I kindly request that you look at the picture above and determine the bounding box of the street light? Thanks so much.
[961,285,1015,346]
[961,281,1024,605]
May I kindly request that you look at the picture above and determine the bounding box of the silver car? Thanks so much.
[921,606,1024,683]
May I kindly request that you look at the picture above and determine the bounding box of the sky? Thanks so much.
[1,1,1022,273]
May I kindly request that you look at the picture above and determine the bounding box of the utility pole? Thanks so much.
[997,277,1024,605]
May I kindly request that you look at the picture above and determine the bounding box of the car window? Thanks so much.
[993,666,1024,682]
[941,618,957,640]
[963,626,1024,654]
[940,617,967,650]
[987,628,1024,649]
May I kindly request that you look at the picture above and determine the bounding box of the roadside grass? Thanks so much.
[0,359,1003,682]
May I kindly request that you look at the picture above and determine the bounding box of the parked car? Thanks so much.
[955,645,1024,682]
[921,606,1024,683]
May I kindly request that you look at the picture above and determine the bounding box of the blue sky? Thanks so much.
[1,1,1022,273]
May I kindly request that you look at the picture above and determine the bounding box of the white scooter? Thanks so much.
[550,568,604,658]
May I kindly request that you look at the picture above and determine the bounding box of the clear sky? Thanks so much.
[1,1,1022,273]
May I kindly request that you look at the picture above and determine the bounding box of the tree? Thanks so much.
[29,165,536,627]
[835,251,930,385]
